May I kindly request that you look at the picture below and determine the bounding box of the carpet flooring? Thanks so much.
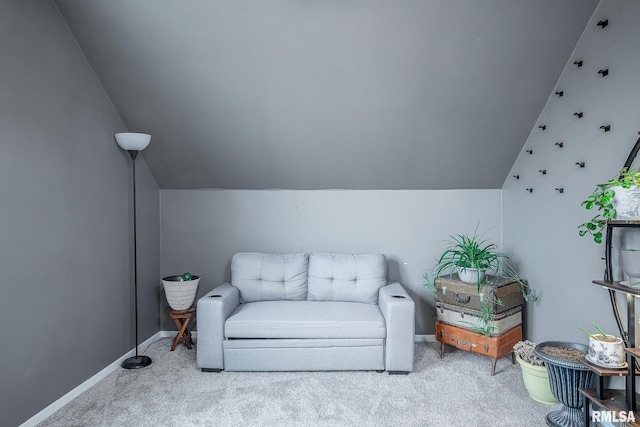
[37,338,559,427]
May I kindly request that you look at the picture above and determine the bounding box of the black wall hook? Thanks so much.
[600,125,611,132]
[555,142,564,148]
[597,19,609,28]
[513,174,520,180]
[574,60,583,67]
[526,149,533,155]
[539,169,547,175]
[574,112,584,119]
[576,162,586,168]
[555,91,564,97]
[538,125,546,130]
[598,69,609,77]
[526,188,533,193]
[555,188,565,194]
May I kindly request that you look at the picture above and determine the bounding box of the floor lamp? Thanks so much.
[115,132,153,369]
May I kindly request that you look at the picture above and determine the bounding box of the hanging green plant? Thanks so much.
[579,167,640,244]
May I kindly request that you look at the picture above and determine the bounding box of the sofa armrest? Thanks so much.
[378,282,415,373]
[196,283,240,371]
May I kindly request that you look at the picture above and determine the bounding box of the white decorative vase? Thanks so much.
[587,335,625,368]
[621,249,640,286]
[162,275,200,310]
[457,267,485,284]
[613,186,640,219]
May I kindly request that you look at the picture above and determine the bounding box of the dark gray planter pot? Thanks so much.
[534,341,595,427]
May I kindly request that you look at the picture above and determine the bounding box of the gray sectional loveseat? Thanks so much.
[197,252,415,374]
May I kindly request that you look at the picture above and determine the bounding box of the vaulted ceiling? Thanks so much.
[54,0,599,189]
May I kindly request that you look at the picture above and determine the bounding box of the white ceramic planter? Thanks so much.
[587,335,625,368]
[162,275,200,310]
[621,248,640,286]
[613,186,640,219]
[457,267,485,284]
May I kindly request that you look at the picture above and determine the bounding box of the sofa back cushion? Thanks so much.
[231,253,309,302]
[307,253,387,304]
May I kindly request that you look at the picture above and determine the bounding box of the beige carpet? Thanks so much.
[37,338,559,427]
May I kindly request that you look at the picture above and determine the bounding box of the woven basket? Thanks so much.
[162,275,200,310]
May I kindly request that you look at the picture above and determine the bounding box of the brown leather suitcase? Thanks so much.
[435,274,525,314]
[435,321,521,375]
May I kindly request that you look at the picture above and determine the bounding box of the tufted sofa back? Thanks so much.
[231,253,309,303]
[230,252,387,304]
[307,253,387,304]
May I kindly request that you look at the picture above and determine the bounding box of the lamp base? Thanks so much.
[121,355,152,370]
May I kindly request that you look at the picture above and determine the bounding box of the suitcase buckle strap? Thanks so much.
[454,293,471,304]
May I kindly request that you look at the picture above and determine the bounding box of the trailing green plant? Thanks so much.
[579,167,640,244]
[461,263,540,336]
[459,296,503,336]
[424,226,508,292]
[500,260,539,304]
[423,278,437,296]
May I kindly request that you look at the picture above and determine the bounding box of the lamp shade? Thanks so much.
[115,133,151,151]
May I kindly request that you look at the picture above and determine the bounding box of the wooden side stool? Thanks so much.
[167,306,196,351]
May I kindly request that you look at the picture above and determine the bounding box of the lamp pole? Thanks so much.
[115,133,152,370]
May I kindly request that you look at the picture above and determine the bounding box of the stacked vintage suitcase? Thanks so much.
[434,273,524,375]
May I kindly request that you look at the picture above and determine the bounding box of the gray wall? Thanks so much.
[502,0,640,343]
[0,2,160,425]
[160,189,501,335]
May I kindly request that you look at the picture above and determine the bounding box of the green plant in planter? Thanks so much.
[423,229,539,302]
[578,322,625,368]
[424,226,508,292]
[578,322,614,342]
[579,167,640,244]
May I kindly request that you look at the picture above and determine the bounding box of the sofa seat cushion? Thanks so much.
[224,301,386,339]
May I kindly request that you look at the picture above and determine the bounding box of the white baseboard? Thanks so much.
[160,330,198,339]
[20,332,164,427]
[21,331,431,426]
[415,334,436,342]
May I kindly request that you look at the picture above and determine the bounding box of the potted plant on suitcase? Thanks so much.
[425,226,509,291]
